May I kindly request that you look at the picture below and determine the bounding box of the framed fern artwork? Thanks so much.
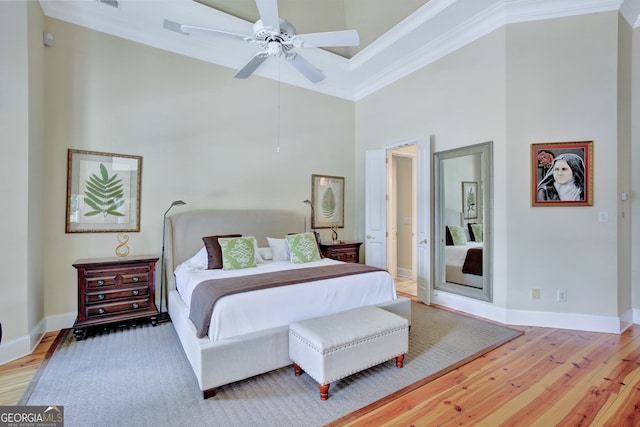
[66,149,142,233]
[311,174,344,229]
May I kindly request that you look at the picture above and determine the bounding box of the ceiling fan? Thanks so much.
[164,0,360,83]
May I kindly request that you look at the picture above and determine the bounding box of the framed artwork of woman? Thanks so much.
[531,141,594,207]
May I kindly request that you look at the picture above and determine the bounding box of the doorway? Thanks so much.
[388,145,417,296]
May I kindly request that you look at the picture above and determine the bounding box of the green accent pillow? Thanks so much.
[218,236,257,270]
[448,225,468,246]
[470,224,483,242]
[286,232,322,264]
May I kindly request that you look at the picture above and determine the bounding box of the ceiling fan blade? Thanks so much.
[285,53,325,83]
[234,52,269,79]
[292,30,360,48]
[255,0,280,33]
[179,24,251,42]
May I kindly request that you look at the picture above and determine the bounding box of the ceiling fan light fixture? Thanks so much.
[165,0,360,83]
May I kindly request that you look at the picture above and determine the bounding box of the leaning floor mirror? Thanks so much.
[433,141,493,302]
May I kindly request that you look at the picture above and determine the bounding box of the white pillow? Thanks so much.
[267,237,290,262]
[258,247,273,261]
[254,239,266,263]
[181,246,208,271]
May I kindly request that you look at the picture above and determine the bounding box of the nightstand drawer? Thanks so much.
[86,298,151,318]
[86,286,150,304]
[326,249,358,262]
[319,242,362,263]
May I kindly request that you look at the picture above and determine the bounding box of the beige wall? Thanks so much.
[0,2,34,358]
[1,10,356,362]
[505,12,621,317]
[355,11,636,326]
[39,18,356,319]
[355,27,508,309]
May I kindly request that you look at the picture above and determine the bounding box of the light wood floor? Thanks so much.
[3,318,640,426]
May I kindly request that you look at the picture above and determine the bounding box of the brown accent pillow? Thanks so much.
[202,234,241,269]
[445,226,453,246]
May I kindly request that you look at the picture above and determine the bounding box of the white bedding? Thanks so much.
[175,257,397,342]
[445,242,483,288]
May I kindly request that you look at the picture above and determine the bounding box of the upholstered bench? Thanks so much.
[288,305,409,400]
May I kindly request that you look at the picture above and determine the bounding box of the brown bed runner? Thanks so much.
[189,263,384,338]
[462,248,483,276]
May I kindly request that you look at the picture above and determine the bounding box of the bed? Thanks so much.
[163,209,411,398]
[444,209,483,289]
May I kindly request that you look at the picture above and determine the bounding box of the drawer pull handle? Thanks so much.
[132,303,139,309]
[132,290,139,296]
[98,308,105,314]
[97,280,105,285]
[132,277,139,282]
[98,294,105,300]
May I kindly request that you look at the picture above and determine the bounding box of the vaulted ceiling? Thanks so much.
[40,0,640,101]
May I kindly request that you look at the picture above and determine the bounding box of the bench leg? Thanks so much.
[318,383,330,400]
[396,354,405,368]
[293,362,303,376]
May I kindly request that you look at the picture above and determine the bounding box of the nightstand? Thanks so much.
[319,242,362,263]
[72,255,159,340]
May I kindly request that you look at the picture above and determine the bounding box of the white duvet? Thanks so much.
[175,257,397,341]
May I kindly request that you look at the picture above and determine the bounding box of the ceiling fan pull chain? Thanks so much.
[276,56,281,153]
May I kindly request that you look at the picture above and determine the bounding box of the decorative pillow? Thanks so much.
[202,234,241,269]
[181,246,208,271]
[218,236,258,270]
[267,237,290,262]
[468,223,483,242]
[286,232,322,264]
[445,227,454,246]
[447,225,468,246]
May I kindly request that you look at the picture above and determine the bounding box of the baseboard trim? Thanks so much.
[431,291,632,334]
[0,312,75,366]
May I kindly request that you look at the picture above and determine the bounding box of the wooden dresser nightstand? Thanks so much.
[72,255,159,340]
[319,242,363,263]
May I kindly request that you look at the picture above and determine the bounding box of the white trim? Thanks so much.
[0,319,46,366]
[396,267,413,279]
[40,0,632,102]
[0,313,75,366]
[46,311,76,332]
[507,309,624,334]
[432,291,636,334]
[432,290,508,324]
[0,334,31,366]
[350,0,457,70]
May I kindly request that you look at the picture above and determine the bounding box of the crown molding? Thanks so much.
[39,0,632,102]
[352,0,624,101]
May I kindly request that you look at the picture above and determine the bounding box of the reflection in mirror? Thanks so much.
[434,142,492,302]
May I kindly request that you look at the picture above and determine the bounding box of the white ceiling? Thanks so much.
[40,0,640,101]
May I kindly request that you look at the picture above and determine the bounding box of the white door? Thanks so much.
[365,150,387,269]
[386,152,398,278]
[366,139,431,304]
[416,136,431,304]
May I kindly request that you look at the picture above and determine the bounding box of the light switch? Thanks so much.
[599,211,608,223]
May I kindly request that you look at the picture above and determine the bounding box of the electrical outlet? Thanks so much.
[531,288,540,300]
[557,289,567,302]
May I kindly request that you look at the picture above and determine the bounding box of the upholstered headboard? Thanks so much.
[444,208,462,227]
[164,209,306,292]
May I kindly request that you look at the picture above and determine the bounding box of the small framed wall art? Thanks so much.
[311,174,345,229]
[531,141,593,207]
[66,149,143,233]
[462,181,478,220]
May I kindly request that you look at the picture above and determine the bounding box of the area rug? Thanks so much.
[21,302,521,426]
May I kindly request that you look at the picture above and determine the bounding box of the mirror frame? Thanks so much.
[433,141,493,302]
